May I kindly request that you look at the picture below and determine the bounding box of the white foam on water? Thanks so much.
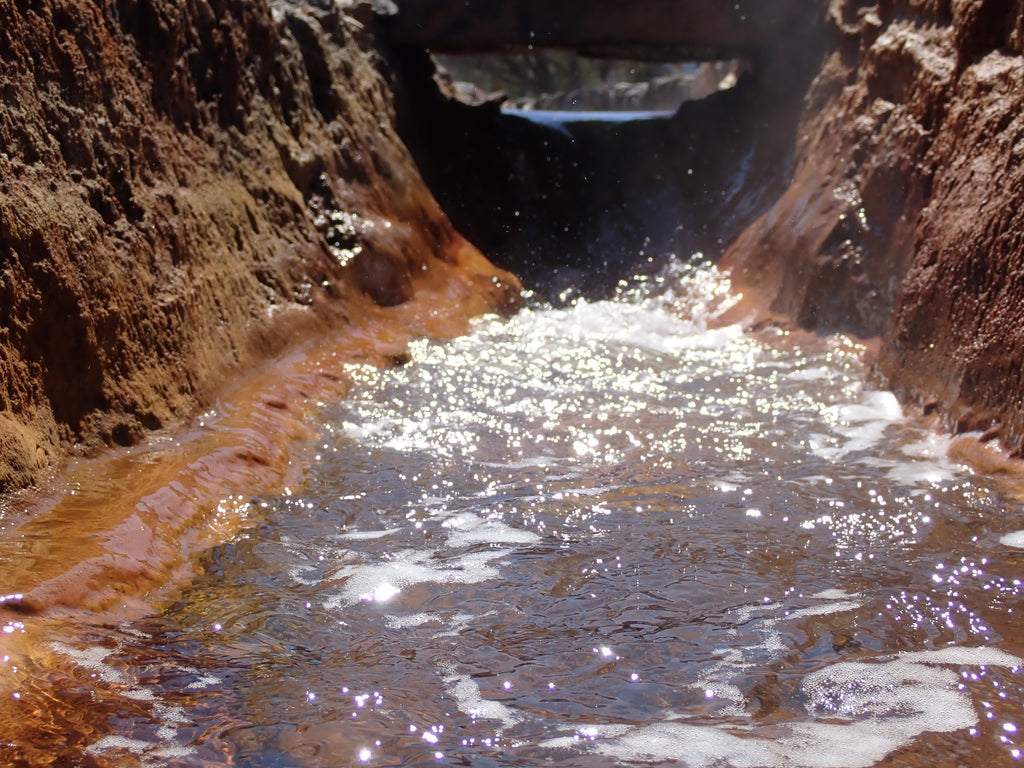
[442,511,542,548]
[785,601,862,621]
[812,588,859,600]
[599,722,774,767]
[786,365,834,382]
[899,434,952,461]
[155,702,189,726]
[50,641,129,686]
[778,719,941,768]
[338,528,399,540]
[439,665,523,730]
[580,644,1021,768]
[884,457,955,488]
[150,743,200,760]
[810,391,962,492]
[185,673,222,690]
[690,661,748,717]
[801,659,968,722]
[288,563,324,587]
[1000,530,1024,549]
[53,641,205,766]
[819,391,905,458]
[687,595,867,723]
[896,645,1022,668]
[786,658,978,767]
[123,687,158,702]
[330,263,765,489]
[338,420,388,442]
[494,300,709,359]
[87,732,198,766]
[537,723,634,749]
[381,418,445,454]
[385,611,483,634]
[859,431,960,487]
[86,735,154,754]
[386,612,433,629]
[478,455,564,470]
[325,548,509,608]
[660,260,746,327]
[467,263,749,363]
[662,598,1019,768]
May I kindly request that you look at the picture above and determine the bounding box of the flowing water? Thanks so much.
[6,262,1024,767]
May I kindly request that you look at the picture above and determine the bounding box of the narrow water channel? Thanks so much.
[7,261,1024,767]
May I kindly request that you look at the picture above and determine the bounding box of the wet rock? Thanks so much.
[722,0,1024,453]
[351,248,414,306]
[0,413,55,492]
[0,0,519,491]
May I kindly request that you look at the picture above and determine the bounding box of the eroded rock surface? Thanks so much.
[722,0,1024,452]
[0,0,519,491]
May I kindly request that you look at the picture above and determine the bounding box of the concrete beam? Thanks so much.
[385,0,813,58]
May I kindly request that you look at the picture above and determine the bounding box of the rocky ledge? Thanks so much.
[0,0,519,492]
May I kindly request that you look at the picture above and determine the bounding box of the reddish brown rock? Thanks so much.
[722,0,1024,452]
[0,0,520,491]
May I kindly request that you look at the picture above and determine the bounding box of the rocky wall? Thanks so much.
[721,0,1024,453]
[0,0,519,492]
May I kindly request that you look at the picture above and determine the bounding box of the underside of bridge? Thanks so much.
[385,0,811,61]
[378,0,830,301]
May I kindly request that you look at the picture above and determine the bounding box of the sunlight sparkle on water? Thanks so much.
[15,262,1024,768]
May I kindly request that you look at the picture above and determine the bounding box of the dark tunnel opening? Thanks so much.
[384,9,830,305]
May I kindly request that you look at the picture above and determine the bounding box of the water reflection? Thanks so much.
[5,262,1024,766]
